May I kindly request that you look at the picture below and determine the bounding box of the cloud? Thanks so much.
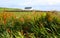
[0,0,60,6]
[0,0,60,10]
[16,0,60,6]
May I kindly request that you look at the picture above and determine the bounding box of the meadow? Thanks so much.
[0,8,60,38]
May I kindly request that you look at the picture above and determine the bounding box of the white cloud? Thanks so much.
[0,0,60,10]
[46,0,60,5]
[17,0,60,6]
[0,0,60,6]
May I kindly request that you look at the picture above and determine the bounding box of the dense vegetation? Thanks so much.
[0,8,60,38]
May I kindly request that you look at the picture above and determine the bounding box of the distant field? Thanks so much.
[0,7,45,16]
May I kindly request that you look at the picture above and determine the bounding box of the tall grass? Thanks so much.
[0,11,60,38]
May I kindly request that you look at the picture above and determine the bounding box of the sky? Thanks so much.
[0,0,60,11]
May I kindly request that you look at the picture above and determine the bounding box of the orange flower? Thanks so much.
[7,29,11,33]
[46,12,54,22]
[3,15,7,20]
[3,13,7,19]
[19,17,24,22]
[3,20,6,24]
[6,13,13,18]
[13,15,17,19]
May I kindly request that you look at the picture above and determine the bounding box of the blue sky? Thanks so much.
[0,0,60,11]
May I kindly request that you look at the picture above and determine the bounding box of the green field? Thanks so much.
[0,8,60,38]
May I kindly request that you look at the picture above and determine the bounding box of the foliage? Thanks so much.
[0,12,60,38]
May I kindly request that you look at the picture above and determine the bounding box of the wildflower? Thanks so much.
[3,20,6,24]
[19,17,24,22]
[13,15,17,19]
[46,12,54,22]
[7,29,11,33]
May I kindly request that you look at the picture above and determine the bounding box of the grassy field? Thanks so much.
[0,8,60,38]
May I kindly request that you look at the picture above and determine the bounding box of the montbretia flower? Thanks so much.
[19,17,24,22]
[7,29,11,33]
[46,12,54,22]
[3,20,6,24]
[3,13,7,19]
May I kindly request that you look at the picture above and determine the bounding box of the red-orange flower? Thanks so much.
[19,17,24,22]
[7,29,11,33]
[3,20,6,24]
